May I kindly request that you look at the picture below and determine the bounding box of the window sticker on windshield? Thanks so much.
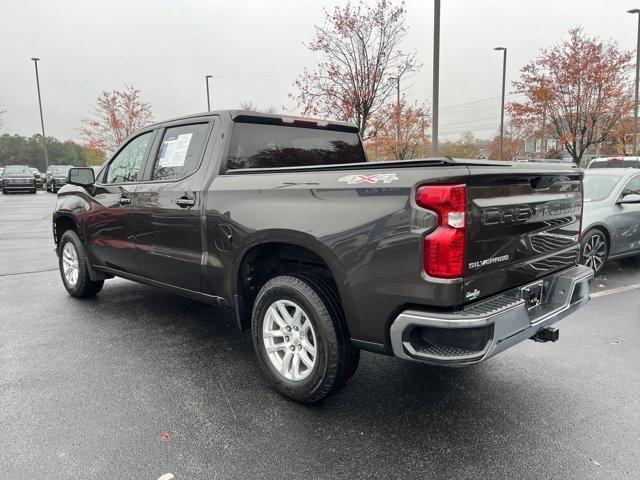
[157,133,193,167]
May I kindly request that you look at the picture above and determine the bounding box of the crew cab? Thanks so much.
[52,110,593,403]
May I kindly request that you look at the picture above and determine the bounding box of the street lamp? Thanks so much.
[494,47,507,160]
[205,75,213,112]
[31,57,48,169]
[629,9,640,155]
[432,0,440,157]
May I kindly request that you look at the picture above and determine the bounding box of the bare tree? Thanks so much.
[291,0,418,138]
[0,108,6,133]
[239,101,280,114]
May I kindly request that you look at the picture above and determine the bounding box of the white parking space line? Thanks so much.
[591,282,640,298]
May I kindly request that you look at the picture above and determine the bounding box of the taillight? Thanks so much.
[416,184,467,278]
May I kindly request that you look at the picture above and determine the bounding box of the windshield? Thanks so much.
[583,174,620,201]
[4,165,32,175]
[51,166,71,174]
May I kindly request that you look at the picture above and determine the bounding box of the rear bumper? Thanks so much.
[390,264,593,366]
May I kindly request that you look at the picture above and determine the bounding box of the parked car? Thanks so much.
[30,167,43,180]
[2,165,37,194]
[51,110,593,403]
[587,157,640,169]
[579,168,640,274]
[45,165,72,192]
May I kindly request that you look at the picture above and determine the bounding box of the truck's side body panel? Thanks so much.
[202,166,469,346]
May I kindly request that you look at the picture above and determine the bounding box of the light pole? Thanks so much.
[629,9,640,155]
[31,57,48,169]
[494,47,507,160]
[432,0,440,157]
[205,75,213,111]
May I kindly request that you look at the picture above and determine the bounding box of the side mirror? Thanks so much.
[67,167,95,187]
[618,193,640,204]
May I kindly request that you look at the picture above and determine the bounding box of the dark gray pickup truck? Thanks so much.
[52,110,593,403]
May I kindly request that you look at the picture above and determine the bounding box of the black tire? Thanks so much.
[1,189,6,194]
[31,188,37,194]
[58,230,104,297]
[251,274,360,404]
[580,229,608,275]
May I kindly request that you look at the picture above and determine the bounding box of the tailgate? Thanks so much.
[464,166,583,302]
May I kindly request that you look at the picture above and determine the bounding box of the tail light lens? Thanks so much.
[416,184,467,278]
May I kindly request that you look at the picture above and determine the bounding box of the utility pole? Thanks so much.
[205,75,213,112]
[629,9,640,155]
[431,0,440,157]
[31,57,48,169]
[494,47,507,160]
[395,76,401,144]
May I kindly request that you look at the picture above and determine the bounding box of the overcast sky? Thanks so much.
[1,0,639,141]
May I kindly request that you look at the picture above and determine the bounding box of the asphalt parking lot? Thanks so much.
[1,192,640,479]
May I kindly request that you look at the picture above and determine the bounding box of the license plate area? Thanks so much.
[522,280,545,311]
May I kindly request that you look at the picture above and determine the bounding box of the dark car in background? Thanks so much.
[2,165,37,194]
[579,168,640,273]
[45,165,72,193]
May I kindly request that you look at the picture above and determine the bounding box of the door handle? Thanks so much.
[175,196,196,208]
[118,196,131,205]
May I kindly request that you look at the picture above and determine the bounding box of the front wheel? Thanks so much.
[251,274,359,404]
[58,230,104,297]
[580,229,608,275]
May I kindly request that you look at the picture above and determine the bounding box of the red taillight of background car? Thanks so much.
[416,184,467,279]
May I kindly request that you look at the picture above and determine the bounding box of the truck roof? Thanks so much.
[146,110,359,132]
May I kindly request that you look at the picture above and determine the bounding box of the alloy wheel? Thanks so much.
[583,233,606,272]
[62,242,79,287]
[262,300,317,381]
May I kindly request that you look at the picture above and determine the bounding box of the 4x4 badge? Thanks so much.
[338,173,398,184]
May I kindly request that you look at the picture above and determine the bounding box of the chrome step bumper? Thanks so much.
[390,264,594,365]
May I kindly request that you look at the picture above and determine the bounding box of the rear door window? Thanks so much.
[226,123,366,170]
[150,123,210,181]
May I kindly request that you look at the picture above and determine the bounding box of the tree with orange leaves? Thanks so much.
[291,0,418,139]
[367,99,430,160]
[488,124,526,160]
[80,85,153,156]
[508,28,634,164]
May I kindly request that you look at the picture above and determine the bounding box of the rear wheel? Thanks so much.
[580,229,608,275]
[251,274,359,404]
[58,230,104,297]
